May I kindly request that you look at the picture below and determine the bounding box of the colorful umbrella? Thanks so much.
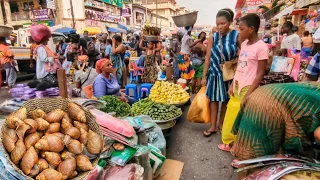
[54,27,75,35]
[77,27,102,35]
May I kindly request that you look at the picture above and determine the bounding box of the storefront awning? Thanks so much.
[291,8,308,15]
[274,5,295,19]
[107,27,127,34]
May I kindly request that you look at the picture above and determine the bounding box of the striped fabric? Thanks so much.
[206,30,238,102]
[231,82,320,160]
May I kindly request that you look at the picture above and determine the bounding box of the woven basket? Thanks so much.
[1,98,103,180]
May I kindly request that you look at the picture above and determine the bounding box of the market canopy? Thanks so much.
[274,5,295,19]
[54,27,75,35]
[117,24,128,31]
[107,27,127,34]
[77,27,102,35]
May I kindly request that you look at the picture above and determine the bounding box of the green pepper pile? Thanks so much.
[131,98,182,120]
[99,95,131,117]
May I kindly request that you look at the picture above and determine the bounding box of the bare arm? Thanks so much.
[112,42,125,54]
[154,42,162,52]
[188,38,200,48]
[139,39,147,51]
[202,36,213,81]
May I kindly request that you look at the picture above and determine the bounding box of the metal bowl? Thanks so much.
[172,11,198,27]
[0,25,13,38]
[144,35,159,42]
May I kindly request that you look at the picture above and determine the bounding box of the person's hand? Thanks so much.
[228,86,234,96]
[240,96,248,108]
[119,96,128,103]
[112,38,116,44]
[201,78,207,86]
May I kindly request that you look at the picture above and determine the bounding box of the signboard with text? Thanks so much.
[102,0,123,8]
[31,9,54,21]
[46,0,56,9]
[246,0,264,6]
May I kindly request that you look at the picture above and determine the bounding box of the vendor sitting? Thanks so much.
[93,58,138,105]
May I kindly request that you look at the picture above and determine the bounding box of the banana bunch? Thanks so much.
[150,81,190,104]
[142,25,161,36]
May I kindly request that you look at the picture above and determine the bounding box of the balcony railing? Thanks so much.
[11,11,31,21]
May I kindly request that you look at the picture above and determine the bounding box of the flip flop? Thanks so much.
[218,144,231,152]
[203,130,217,137]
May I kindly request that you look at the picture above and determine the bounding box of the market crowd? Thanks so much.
[1,7,320,168]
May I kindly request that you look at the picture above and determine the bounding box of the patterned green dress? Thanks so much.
[231,82,320,160]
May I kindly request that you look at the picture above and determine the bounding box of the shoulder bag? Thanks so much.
[219,34,238,81]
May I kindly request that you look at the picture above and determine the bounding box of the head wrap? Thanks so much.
[96,58,111,73]
[30,24,51,43]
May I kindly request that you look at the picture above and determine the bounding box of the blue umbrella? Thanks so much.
[54,27,75,35]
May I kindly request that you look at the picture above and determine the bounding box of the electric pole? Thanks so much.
[69,0,75,29]
[156,0,158,26]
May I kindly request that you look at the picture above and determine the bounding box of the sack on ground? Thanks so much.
[187,87,210,123]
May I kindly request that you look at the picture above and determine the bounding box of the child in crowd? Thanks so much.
[0,37,17,90]
[139,36,161,83]
[218,13,269,152]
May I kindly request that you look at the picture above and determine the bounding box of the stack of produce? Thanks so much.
[131,98,182,120]
[142,25,161,36]
[99,95,131,117]
[2,102,103,180]
[149,81,190,104]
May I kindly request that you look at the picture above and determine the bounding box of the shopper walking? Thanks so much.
[202,8,239,137]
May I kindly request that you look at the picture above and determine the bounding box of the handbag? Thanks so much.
[219,34,237,81]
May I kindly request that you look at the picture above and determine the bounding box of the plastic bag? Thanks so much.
[102,164,144,180]
[187,87,210,123]
[147,125,166,156]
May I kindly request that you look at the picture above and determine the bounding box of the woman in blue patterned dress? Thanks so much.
[202,8,239,137]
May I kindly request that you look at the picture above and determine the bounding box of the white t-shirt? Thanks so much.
[281,33,302,50]
[181,33,191,54]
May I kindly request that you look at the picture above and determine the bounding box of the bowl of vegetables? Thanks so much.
[142,25,161,42]
[99,95,131,118]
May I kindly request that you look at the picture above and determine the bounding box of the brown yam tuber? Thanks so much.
[61,151,75,161]
[68,103,86,123]
[2,127,18,153]
[41,152,62,168]
[79,128,88,145]
[29,164,40,177]
[76,155,94,171]
[15,107,27,121]
[64,127,80,139]
[57,157,76,179]
[69,171,78,179]
[74,121,89,132]
[24,132,40,149]
[63,113,72,123]
[24,119,38,133]
[51,132,65,141]
[45,122,60,135]
[87,130,103,154]
[35,118,50,131]
[16,122,31,139]
[36,169,64,180]
[61,118,72,132]
[11,139,26,165]
[31,109,46,119]
[20,146,39,175]
[6,115,23,129]
[66,139,83,154]
[45,109,65,123]
[37,158,49,172]
[35,134,64,152]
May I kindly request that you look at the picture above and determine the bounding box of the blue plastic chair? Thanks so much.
[140,87,149,99]
[139,83,153,99]
[125,84,139,100]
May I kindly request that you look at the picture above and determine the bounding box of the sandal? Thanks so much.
[218,144,231,152]
[231,159,241,168]
[203,130,217,137]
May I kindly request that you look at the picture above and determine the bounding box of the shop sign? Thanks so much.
[85,9,120,23]
[31,9,54,21]
[85,19,100,26]
[46,0,56,9]
[103,0,123,8]
[122,6,132,17]
[23,20,54,28]
[246,0,264,6]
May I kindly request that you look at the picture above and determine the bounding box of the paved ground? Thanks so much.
[0,79,237,180]
[166,105,237,180]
